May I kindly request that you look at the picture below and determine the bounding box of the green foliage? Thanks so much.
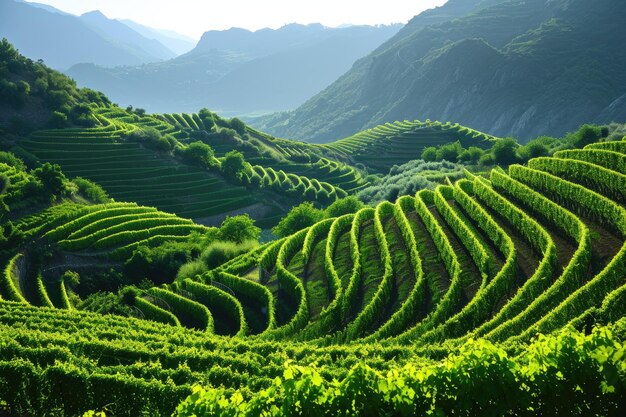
[491,137,520,165]
[176,326,626,417]
[181,141,217,168]
[421,146,437,161]
[219,214,260,243]
[221,150,247,180]
[200,240,259,270]
[126,127,175,152]
[324,196,364,218]
[73,177,110,203]
[272,202,325,238]
[32,162,68,196]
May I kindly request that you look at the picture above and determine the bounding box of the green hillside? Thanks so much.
[255,0,626,143]
[1,136,625,415]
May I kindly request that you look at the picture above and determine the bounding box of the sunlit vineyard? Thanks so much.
[1,137,625,416]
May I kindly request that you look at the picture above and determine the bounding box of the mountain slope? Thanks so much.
[120,19,196,55]
[66,24,401,115]
[255,0,626,143]
[79,11,175,61]
[0,0,173,69]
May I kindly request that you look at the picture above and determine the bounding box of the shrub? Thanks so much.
[181,141,216,168]
[221,150,247,180]
[219,214,260,243]
[325,196,364,217]
[492,137,519,165]
[421,146,437,162]
[176,260,207,281]
[127,128,175,152]
[73,177,109,203]
[436,141,463,162]
[272,202,325,238]
[200,240,258,269]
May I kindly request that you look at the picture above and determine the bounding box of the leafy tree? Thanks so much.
[272,202,324,238]
[491,137,519,165]
[221,150,247,180]
[436,141,463,162]
[325,196,364,217]
[567,124,603,148]
[125,242,192,285]
[518,140,549,161]
[230,117,246,135]
[219,214,261,243]
[127,127,175,152]
[421,147,437,162]
[458,146,484,164]
[198,108,215,130]
[182,141,216,168]
[32,162,67,195]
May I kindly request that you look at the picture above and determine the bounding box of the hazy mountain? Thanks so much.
[79,11,176,61]
[120,19,196,55]
[66,23,401,116]
[0,0,175,69]
[253,0,626,143]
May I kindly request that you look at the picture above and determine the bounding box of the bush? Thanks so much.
[126,128,175,152]
[73,177,110,203]
[219,214,260,243]
[32,162,68,196]
[272,202,325,238]
[421,147,437,162]
[78,291,134,316]
[221,150,247,180]
[176,260,208,281]
[181,141,216,168]
[126,242,194,285]
[200,240,259,269]
[325,196,364,217]
[492,137,519,165]
[567,124,604,148]
[436,141,463,162]
[229,117,246,135]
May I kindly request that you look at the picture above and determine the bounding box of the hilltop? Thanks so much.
[255,0,626,142]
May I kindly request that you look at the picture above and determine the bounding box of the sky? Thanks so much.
[27,0,448,40]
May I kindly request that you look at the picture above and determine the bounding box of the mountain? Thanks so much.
[79,11,175,62]
[120,19,196,55]
[66,23,401,116]
[253,0,626,143]
[0,0,174,69]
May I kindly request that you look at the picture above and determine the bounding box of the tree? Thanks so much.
[219,214,261,243]
[230,117,246,135]
[325,196,364,217]
[182,141,216,168]
[32,162,67,195]
[567,124,603,148]
[421,147,437,162]
[491,137,519,165]
[272,202,324,238]
[198,108,215,130]
[126,127,174,152]
[436,141,463,162]
[221,150,247,180]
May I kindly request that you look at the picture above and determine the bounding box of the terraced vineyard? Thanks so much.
[19,128,259,222]
[1,138,625,416]
[322,120,497,172]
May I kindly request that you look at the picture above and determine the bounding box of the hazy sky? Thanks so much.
[27,0,447,39]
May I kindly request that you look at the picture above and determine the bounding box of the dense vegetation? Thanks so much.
[0,29,625,417]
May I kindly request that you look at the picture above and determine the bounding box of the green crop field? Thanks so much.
[1,137,625,416]
[0,35,625,417]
